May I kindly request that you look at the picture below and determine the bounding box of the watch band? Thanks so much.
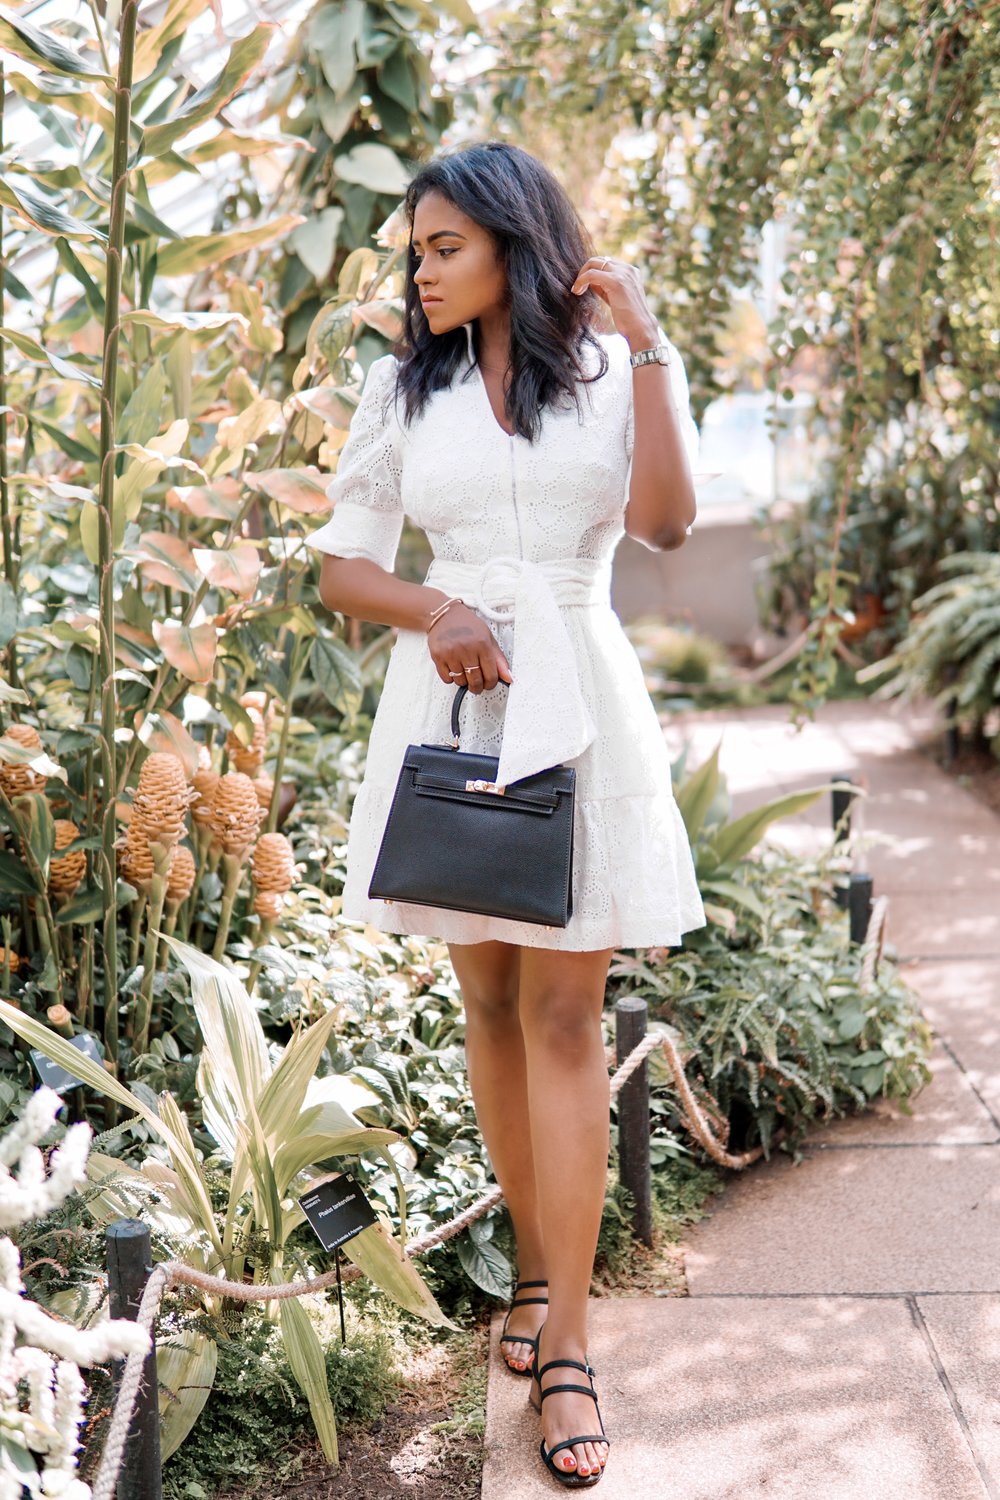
[629,342,672,369]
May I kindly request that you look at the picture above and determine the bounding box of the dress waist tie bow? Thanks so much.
[423,555,612,789]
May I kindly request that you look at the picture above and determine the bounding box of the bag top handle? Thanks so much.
[450,684,469,746]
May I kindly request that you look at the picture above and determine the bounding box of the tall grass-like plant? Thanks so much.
[0,938,453,1463]
[96,0,139,1091]
[0,0,463,1080]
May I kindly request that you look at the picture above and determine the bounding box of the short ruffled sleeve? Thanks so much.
[305,355,405,572]
[624,325,700,473]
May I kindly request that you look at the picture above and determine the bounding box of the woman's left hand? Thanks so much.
[571,257,658,348]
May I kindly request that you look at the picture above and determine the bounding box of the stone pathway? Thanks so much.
[481,700,1000,1498]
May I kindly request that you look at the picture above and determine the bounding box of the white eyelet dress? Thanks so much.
[306,322,706,951]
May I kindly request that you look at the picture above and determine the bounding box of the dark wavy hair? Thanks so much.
[392,141,609,443]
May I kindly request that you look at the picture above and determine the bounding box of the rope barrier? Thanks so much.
[91,894,889,1498]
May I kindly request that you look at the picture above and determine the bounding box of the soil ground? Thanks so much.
[215,1315,489,1500]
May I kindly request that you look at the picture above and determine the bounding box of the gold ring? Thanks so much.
[448,670,464,678]
[601,258,610,270]
[464,664,480,672]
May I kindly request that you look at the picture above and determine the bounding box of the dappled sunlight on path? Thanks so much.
[483,701,1000,1498]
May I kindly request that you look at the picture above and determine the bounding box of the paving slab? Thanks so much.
[807,1035,999,1147]
[683,1144,1000,1295]
[916,1294,1000,1487]
[882,892,1000,959]
[484,1296,991,1500]
[904,960,1000,1123]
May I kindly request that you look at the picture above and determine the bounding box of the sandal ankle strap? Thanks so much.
[535,1356,595,1381]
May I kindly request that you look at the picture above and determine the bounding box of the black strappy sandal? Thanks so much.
[498,1278,548,1375]
[528,1324,610,1487]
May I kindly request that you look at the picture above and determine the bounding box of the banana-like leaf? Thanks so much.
[0,1004,167,1133]
[271,1126,400,1198]
[279,1298,338,1464]
[706,786,827,870]
[142,25,275,157]
[341,1220,458,1331]
[0,178,106,243]
[132,0,210,80]
[236,1113,284,1254]
[155,1094,227,1265]
[156,216,304,278]
[157,1327,219,1461]
[0,850,39,896]
[2,66,115,128]
[256,1010,340,1148]
[123,309,250,338]
[161,936,270,1114]
[673,739,722,844]
[0,327,100,388]
[0,6,112,82]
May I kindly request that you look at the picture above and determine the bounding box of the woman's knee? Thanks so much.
[449,944,520,1028]
[520,985,602,1054]
[463,975,520,1027]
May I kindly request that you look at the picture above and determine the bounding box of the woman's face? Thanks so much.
[410,190,507,336]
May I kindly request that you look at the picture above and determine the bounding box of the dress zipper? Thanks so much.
[509,433,524,560]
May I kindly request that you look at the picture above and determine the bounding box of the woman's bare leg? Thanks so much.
[518,946,613,1480]
[448,940,547,1371]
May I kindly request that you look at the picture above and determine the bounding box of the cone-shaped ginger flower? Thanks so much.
[132,752,192,851]
[49,820,85,903]
[208,772,263,859]
[166,844,196,907]
[0,948,21,975]
[120,820,154,892]
[191,766,220,828]
[251,832,295,922]
[0,723,45,799]
[252,774,273,811]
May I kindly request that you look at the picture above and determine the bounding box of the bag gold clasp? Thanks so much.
[465,778,505,795]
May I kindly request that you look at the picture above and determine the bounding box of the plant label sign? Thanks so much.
[29,1033,104,1094]
[298,1173,378,1252]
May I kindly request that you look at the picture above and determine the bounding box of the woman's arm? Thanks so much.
[318,555,511,692]
[318,554,446,632]
[620,318,698,553]
[569,258,698,552]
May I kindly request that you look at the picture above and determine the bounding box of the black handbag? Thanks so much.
[368,685,575,927]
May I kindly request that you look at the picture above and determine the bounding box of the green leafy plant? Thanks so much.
[0,938,454,1464]
[672,740,830,929]
[857,551,1000,745]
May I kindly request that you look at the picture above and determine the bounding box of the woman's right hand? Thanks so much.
[427,602,513,694]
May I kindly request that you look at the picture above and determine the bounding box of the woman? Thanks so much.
[309,141,705,1488]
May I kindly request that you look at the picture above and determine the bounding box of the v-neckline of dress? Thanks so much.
[469,351,518,440]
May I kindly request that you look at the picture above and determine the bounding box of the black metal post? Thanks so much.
[106,1219,162,1500]
[614,997,652,1248]
[943,694,960,766]
[831,773,856,910]
[848,873,874,946]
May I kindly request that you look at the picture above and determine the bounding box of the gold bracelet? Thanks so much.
[426,595,464,632]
